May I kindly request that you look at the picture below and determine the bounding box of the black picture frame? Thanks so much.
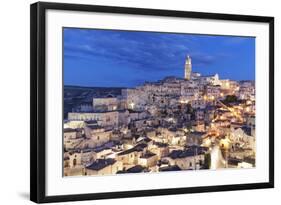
[30,1,274,203]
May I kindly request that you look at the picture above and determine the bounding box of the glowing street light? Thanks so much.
[220,138,231,150]
[225,82,230,88]
[179,99,189,104]
[246,100,252,105]
[129,102,135,109]
[204,138,211,147]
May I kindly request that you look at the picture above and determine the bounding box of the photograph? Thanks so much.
[63,28,256,177]
[29,1,274,203]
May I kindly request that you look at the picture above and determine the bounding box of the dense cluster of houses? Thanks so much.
[63,56,256,176]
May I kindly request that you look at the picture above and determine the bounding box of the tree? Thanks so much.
[223,95,238,105]
[185,103,193,114]
[203,153,211,169]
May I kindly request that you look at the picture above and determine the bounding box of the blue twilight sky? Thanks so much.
[63,28,255,88]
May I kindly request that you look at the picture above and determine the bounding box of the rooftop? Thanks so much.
[126,165,146,173]
[154,142,168,148]
[240,126,252,136]
[86,158,116,171]
[159,165,181,172]
[140,151,156,159]
[85,120,98,124]
[169,146,207,159]
[189,131,207,137]
[64,128,78,133]
[228,158,242,166]
[117,143,147,156]
[86,124,103,130]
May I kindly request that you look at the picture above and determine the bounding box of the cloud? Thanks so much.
[222,36,254,45]
[64,29,221,72]
[191,53,217,66]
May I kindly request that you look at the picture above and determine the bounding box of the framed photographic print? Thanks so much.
[30,1,274,203]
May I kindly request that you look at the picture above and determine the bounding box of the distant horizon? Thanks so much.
[64,76,256,89]
[64,28,255,87]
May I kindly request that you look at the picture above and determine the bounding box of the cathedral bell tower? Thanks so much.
[184,55,192,80]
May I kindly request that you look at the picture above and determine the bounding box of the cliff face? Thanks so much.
[64,85,124,119]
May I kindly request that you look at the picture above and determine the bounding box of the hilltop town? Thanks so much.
[63,55,255,176]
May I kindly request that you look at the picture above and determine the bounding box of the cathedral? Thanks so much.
[184,55,192,80]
